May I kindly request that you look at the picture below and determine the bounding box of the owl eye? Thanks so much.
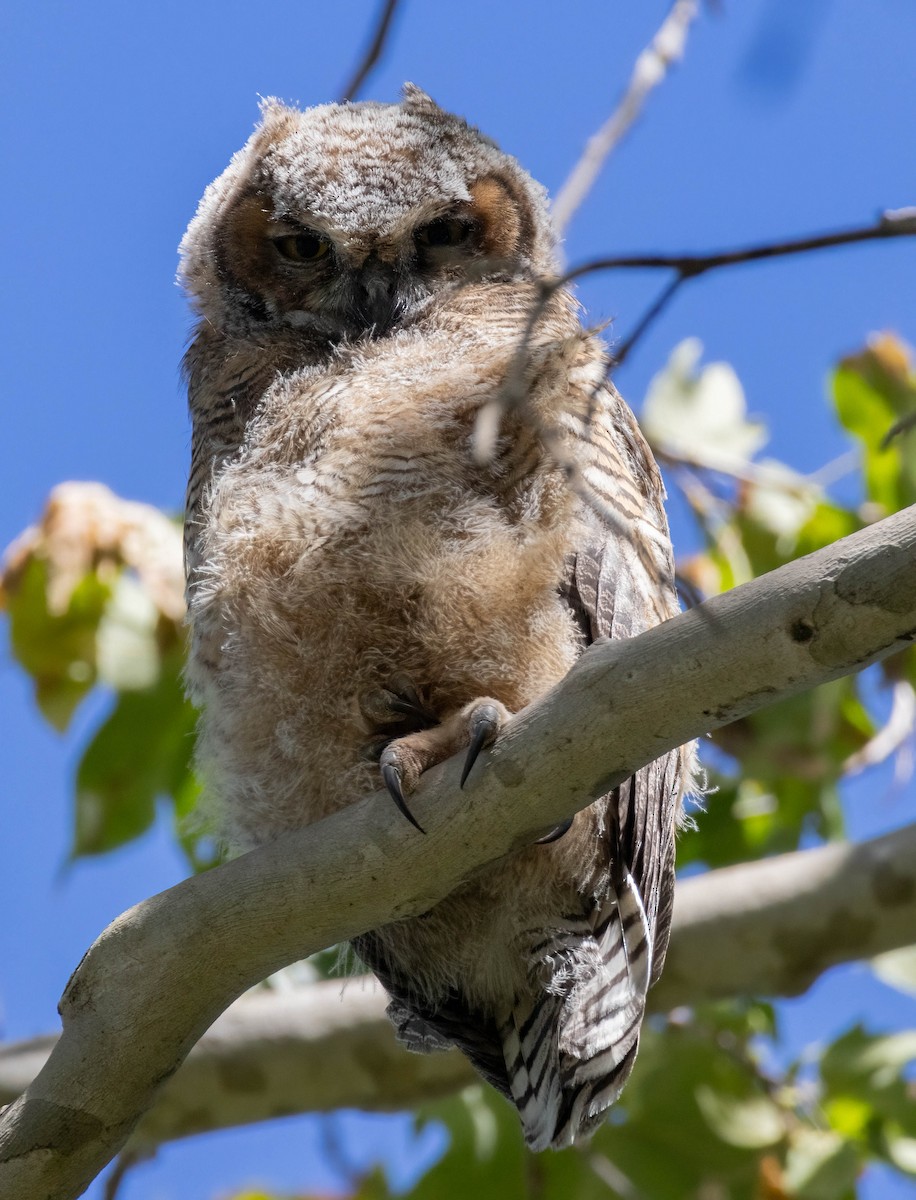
[272,232,332,263]
[415,218,474,249]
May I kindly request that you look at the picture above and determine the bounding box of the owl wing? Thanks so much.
[489,378,685,1150]
[352,931,515,1103]
[559,378,683,982]
[522,379,684,1146]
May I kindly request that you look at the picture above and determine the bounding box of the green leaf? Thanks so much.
[783,1129,858,1199]
[411,1085,627,1200]
[683,674,872,869]
[821,1027,916,1090]
[408,1087,528,1200]
[831,334,916,515]
[820,1025,916,1161]
[73,649,198,857]
[6,556,110,729]
[592,1017,783,1200]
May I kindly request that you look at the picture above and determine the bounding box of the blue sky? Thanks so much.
[1,1,915,1197]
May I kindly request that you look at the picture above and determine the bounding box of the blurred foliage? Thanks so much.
[0,482,216,870]
[230,1009,913,1200]
[4,338,916,1198]
[647,334,916,874]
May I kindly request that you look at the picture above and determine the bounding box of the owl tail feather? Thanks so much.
[501,867,653,1151]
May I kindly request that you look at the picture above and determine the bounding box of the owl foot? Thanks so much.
[378,698,511,833]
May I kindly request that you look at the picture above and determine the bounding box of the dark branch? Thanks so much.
[477,209,916,455]
[102,1152,148,1200]
[339,0,402,103]
[591,206,916,366]
[882,410,916,448]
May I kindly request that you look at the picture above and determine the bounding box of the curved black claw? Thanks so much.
[386,674,438,726]
[380,761,426,834]
[362,736,390,763]
[534,818,574,846]
[460,704,502,789]
[387,696,435,723]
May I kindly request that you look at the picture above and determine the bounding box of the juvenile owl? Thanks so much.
[180,86,687,1151]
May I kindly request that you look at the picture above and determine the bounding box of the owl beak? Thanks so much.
[353,259,400,336]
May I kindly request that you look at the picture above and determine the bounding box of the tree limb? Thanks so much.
[1,505,915,1200]
[3,818,915,1149]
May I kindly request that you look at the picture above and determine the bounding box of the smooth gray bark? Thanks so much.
[3,820,915,1148]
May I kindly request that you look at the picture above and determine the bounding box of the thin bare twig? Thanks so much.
[476,209,916,455]
[339,0,403,103]
[552,0,701,235]
[882,411,916,447]
[102,1150,150,1200]
[610,207,916,365]
[843,678,916,778]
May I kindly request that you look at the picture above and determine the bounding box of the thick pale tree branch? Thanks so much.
[3,819,915,1149]
[1,506,915,1200]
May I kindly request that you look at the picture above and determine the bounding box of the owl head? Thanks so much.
[178,85,557,341]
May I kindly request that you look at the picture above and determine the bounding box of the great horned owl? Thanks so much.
[179,85,687,1151]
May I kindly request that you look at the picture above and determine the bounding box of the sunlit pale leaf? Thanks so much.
[643,338,768,469]
[885,1132,916,1176]
[782,1129,858,1200]
[95,573,163,692]
[695,1085,785,1149]
[870,946,916,998]
[1,482,185,729]
[743,460,821,542]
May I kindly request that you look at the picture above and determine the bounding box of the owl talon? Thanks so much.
[359,674,437,733]
[534,818,574,845]
[387,673,437,724]
[460,703,504,789]
[362,736,390,763]
[388,696,432,721]
[380,759,426,834]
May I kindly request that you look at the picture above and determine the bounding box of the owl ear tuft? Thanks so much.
[254,96,301,145]
[401,83,443,115]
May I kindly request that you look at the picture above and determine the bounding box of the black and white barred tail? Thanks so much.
[500,866,652,1150]
[358,862,655,1151]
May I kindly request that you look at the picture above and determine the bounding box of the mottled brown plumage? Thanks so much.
[180,86,689,1150]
